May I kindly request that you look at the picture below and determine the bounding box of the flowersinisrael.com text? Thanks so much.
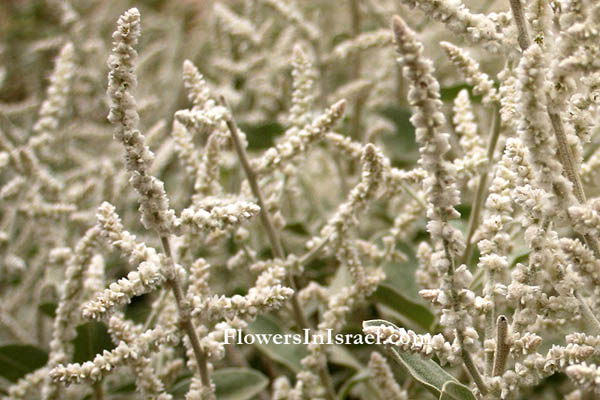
[222,329,430,346]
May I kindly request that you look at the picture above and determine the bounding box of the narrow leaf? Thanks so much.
[246,314,307,372]
[372,283,435,331]
[71,321,115,363]
[213,368,269,400]
[440,381,478,400]
[0,345,48,382]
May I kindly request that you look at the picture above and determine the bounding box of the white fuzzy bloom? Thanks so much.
[50,326,179,385]
[452,89,487,189]
[213,3,259,44]
[6,368,49,400]
[561,238,600,286]
[107,313,171,398]
[440,42,498,105]
[499,68,520,131]
[33,42,76,138]
[517,44,575,214]
[509,332,543,357]
[83,202,166,319]
[567,363,600,393]
[259,0,319,41]
[176,200,260,236]
[368,352,408,399]
[172,120,201,179]
[106,8,176,234]
[363,323,461,366]
[399,0,503,51]
[393,16,464,266]
[182,60,211,109]
[272,376,292,400]
[288,44,316,128]
[253,100,346,176]
[569,198,600,237]
[325,29,393,63]
[48,227,101,365]
[191,261,292,322]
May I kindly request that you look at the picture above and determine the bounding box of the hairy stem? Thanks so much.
[492,315,510,376]
[349,0,363,141]
[223,99,337,400]
[93,381,104,400]
[462,103,501,266]
[509,0,530,52]
[575,291,600,335]
[441,219,488,395]
[547,107,600,256]
[160,236,212,396]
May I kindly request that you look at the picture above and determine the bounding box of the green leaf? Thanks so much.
[379,106,418,166]
[440,84,482,103]
[238,121,284,149]
[327,345,364,370]
[0,345,48,382]
[338,369,373,399]
[284,222,310,236]
[440,381,479,400]
[71,321,115,363]
[169,369,268,400]
[363,320,475,400]
[371,284,435,331]
[246,314,307,372]
[213,368,269,400]
[39,301,57,318]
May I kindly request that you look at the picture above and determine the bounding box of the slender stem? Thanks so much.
[461,104,501,266]
[547,107,586,204]
[484,269,496,376]
[575,291,600,335]
[160,236,212,396]
[142,289,168,331]
[509,0,530,52]
[546,107,600,256]
[441,219,488,395]
[492,315,510,376]
[223,99,337,400]
[93,381,104,400]
[349,0,363,141]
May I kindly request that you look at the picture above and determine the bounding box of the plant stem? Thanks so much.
[349,0,363,142]
[441,216,488,395]
[223,99,337,400]
[92,381,104,400]
[492,315,510,376]
[547,107,600,256]
[160,236,212,397]
[461,103,501,266]
[143,289,168,331]
[575,291,600,335]
[509,0,530,52]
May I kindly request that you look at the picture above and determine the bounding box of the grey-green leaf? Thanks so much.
[0,345,48,382]
[72,321,115,363]
[371,283,435,331]
[363,319,475,400]
[440,381,479,400]
[213,368,269,400]
[169,368,268,400]
[246,314,307,372]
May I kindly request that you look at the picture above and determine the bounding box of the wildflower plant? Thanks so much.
[4,0,600,399]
